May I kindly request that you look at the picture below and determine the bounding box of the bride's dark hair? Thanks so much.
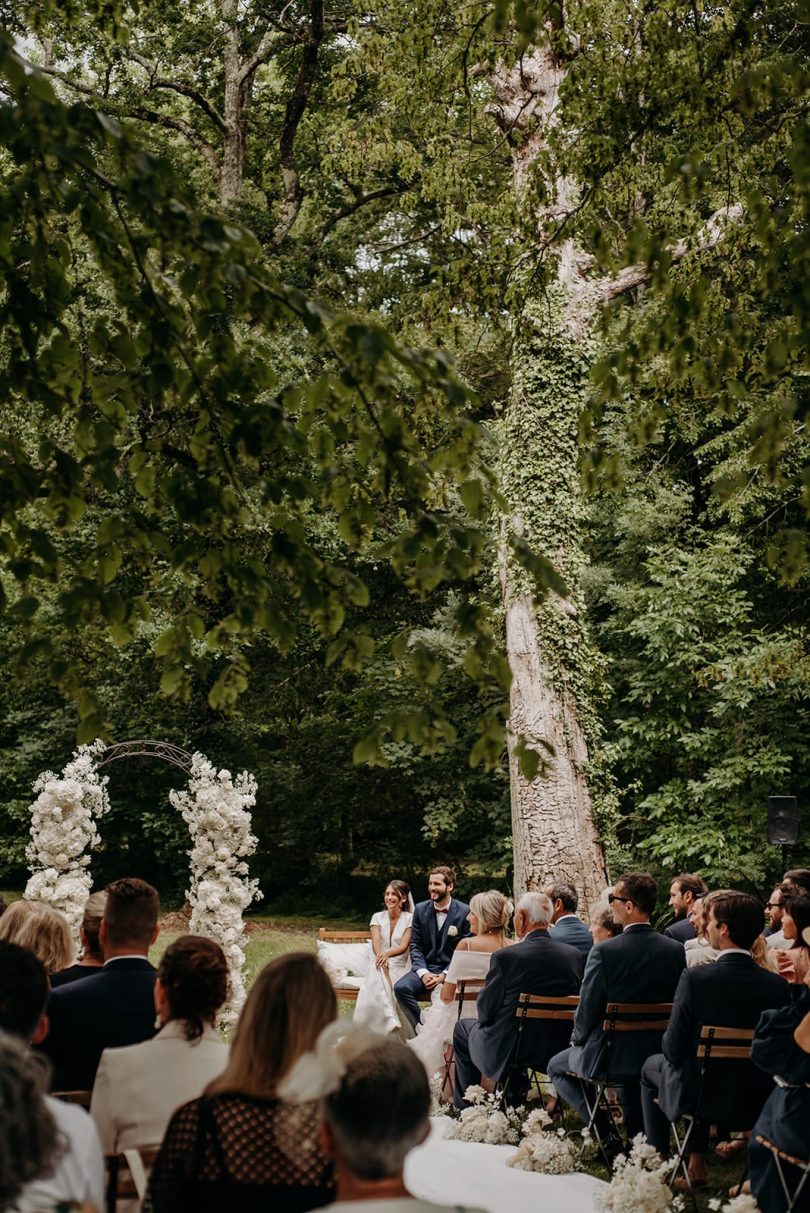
[386,880,410,908]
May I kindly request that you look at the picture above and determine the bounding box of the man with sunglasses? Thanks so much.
[547,871,685,1158]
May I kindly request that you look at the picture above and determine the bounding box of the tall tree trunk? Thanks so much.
[493,48,612,910]
[221,0,247,206]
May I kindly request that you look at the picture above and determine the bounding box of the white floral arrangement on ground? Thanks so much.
[710,1197,761,1213]
[445,1086,523,1146]
[595,1136,684,1213]
[507,1107,578,1175]
[24,740,111,941]
[170,754,262,1025]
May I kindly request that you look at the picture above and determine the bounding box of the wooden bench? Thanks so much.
[318,927,432,1004]
[319,928,371,1001]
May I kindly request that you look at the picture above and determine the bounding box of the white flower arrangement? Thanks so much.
[709,1197,762,1213]
[447,925,458,937]
[507,1107,578,1175]
[445,1086,522,1146]
[170,754,262,1025]
[24,741,111,941]
[595,1136,684,1213]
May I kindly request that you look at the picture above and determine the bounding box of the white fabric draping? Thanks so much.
[404,1119,607,1213]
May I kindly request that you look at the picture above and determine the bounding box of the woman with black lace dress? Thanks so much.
[145,953,337,1213]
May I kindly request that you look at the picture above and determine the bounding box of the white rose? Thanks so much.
[447,925,458,937]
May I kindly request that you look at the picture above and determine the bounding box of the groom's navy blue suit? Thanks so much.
[394,896,471,1026]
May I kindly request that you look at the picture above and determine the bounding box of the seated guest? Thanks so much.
[640,891,790,1187]
[773,891,810,985]
[0,1029,99,1213]
[51,893,107,987]
[0,899,74,976]
[452,892,584,1108]
[408,889,511,1079]
[665,874,708,943]
[683,897,718,968]
[91,935,229,1156]
[748,961,810,1213]
[548,871,685,1150]
[40,877,160,1091]
[146,953,336,1212]
[765,882,794,950]
[590,904,623,944]
[0,941,104,1210]
[322,1038,486,1211]
[545,881,593,956]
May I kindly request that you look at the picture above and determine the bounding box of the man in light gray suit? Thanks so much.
[545,881,593,958]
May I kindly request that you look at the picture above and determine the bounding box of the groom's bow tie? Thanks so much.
[433,905,449,913]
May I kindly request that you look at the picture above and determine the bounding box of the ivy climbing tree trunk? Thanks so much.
[493,48,612,908]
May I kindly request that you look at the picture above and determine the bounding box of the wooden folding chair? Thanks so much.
[665,1025,757,1207]
[574,1001,672,1168]
[105,1144,161,1213]
[51,1089,92,1109]
[438,977,486,1102]
[498,993,580,1109]
[755,1134,810,1213]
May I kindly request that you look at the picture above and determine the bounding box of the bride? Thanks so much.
[408,889,512,1079]
[353,880,413,1033]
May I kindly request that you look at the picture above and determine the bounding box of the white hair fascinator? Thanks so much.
[277,1021,386,1104]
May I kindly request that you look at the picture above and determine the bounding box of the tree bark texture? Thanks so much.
[493,48,612,909]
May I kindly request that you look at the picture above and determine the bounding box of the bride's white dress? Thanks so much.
[408,947,494,1077]
[316,910,413,1034]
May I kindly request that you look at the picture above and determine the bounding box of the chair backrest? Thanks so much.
[511,992,581,1071]
[52,1090,92,1109]
[318,928,370,944]
[454,978,486,1019]
[692,1024,765,1129]
[106,1145,162,1213]
[516,993,580,1022]
[601,1002,673,1033]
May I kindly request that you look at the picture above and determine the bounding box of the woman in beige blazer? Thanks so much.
[91,935,229,1155]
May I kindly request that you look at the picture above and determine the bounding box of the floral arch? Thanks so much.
[24,739,261,1022]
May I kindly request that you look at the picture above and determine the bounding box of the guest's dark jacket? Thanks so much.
[50,962,103,988]
[656,951,790,1121]
[569,923,685,1079]
[469,929,584,1080]
[751,989,810,1160]
[409,898,471,974]
[550,914,593,958]
[41,956,157,1090]
[664,917,696,943]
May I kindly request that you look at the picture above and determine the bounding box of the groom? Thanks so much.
[395,865,471,1028]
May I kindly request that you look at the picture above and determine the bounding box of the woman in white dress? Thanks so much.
[408,889,512,1079]
[352,880,413,1034]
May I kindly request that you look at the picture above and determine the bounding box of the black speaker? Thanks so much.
[767,796,799,846]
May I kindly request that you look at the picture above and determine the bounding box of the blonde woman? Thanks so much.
[407,889,512,1079]
[145,953,337,1212]
[0,901,74,977]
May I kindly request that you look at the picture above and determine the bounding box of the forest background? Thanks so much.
[0,0,808,916]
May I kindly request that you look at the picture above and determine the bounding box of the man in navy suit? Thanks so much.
[394,866,471,1028]
[40,876,160,1090]
[664,874,707,943]
[452,891,584,1107]
[548,871,685,1146]
[545,880,593,957]
[641,891,790,1186]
